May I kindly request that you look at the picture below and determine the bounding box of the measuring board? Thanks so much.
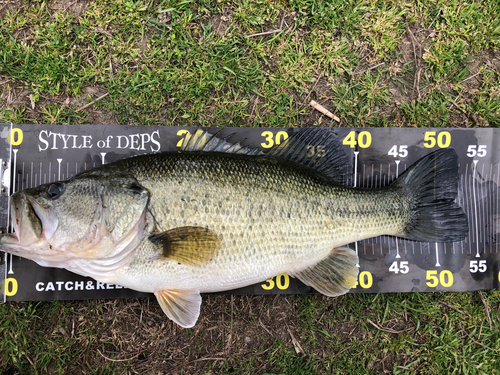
[1,124,499,303]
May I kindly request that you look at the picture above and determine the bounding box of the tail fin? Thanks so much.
[396,149,468,242]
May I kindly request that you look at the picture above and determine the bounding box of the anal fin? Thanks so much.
[290,247,359,297]
[154,289,202,328]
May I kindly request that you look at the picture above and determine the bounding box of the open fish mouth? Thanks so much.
[0,192,70,261]
[0,192,43,251]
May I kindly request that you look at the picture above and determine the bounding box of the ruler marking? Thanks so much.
[435,243,441,267]
[464,165,472,254]
[472,160,480,257]
[484,164,489,252]
[371,164,374,188]
[21,162,25,190]
[459,173,464,254]
[379,164,382,187]
[8,149,19,275]
[353,152,359,257]
[57,158,62,180]
[395,160,401,259]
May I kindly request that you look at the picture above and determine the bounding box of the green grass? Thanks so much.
[1,0,499,126]
[1,0,500,373]
[1,291,499,374]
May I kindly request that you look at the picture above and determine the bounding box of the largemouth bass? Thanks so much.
[0,128,468,327]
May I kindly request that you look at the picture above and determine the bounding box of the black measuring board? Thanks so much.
[1,124,499,303]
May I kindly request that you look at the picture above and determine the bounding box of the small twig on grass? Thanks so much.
[450,101,477,127]
[428,10,441,30]
[28,94,35,110]
[76,92,109,112]
[478,291,493,330]
[246,15,285,37]
[310,100,340,122]
[97,349,139,362]
[449,88,465,109]
[368,62,385,71]
[254,346,273,356]
[246,28,282,38]
[225,295,234,351]
[192,357,225,362]
[287,326,303,354]
[439,301,468,316]
[458,72,481,85]
[463,330,500,352]
[367,319,405,334]
[448,73,481,109]
[352,62,385,75]
[259,318,273,336]
[407,27,421,99]
[331,346,350,360]
[303,72,323,109]
[62,0,76,12]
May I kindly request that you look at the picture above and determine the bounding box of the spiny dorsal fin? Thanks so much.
[289,247,359,297]
[266,128,351,185]
[181,128,262,156]
[150,226,221,266]
[154,289,201,328]
[181,127,350,185]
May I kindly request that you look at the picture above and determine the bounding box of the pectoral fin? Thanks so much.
[154,289,202,328]
[149,226,221,266]
[290,247,359,297]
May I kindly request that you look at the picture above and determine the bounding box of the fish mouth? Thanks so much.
[0,192,45,257]
[0,192,69,261]
[10,192,43,245]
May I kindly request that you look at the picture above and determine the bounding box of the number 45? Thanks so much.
[470,260,487,273]
[389,261,409,274]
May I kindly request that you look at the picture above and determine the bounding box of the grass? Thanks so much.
[1,0,499,127]
[0,0,500,373]
[1,291,499,374]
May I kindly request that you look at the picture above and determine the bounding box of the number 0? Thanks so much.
[2,278,18,296]
[358,132,371,148]
[7,128,23,145]
[357,271,373,288]
[276,274,290,290]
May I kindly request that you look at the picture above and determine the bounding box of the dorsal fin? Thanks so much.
[181,128,262,156]
[181,127,350,185]
[266,128,351,185]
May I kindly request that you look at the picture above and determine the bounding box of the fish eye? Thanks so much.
[46,182,64,199]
